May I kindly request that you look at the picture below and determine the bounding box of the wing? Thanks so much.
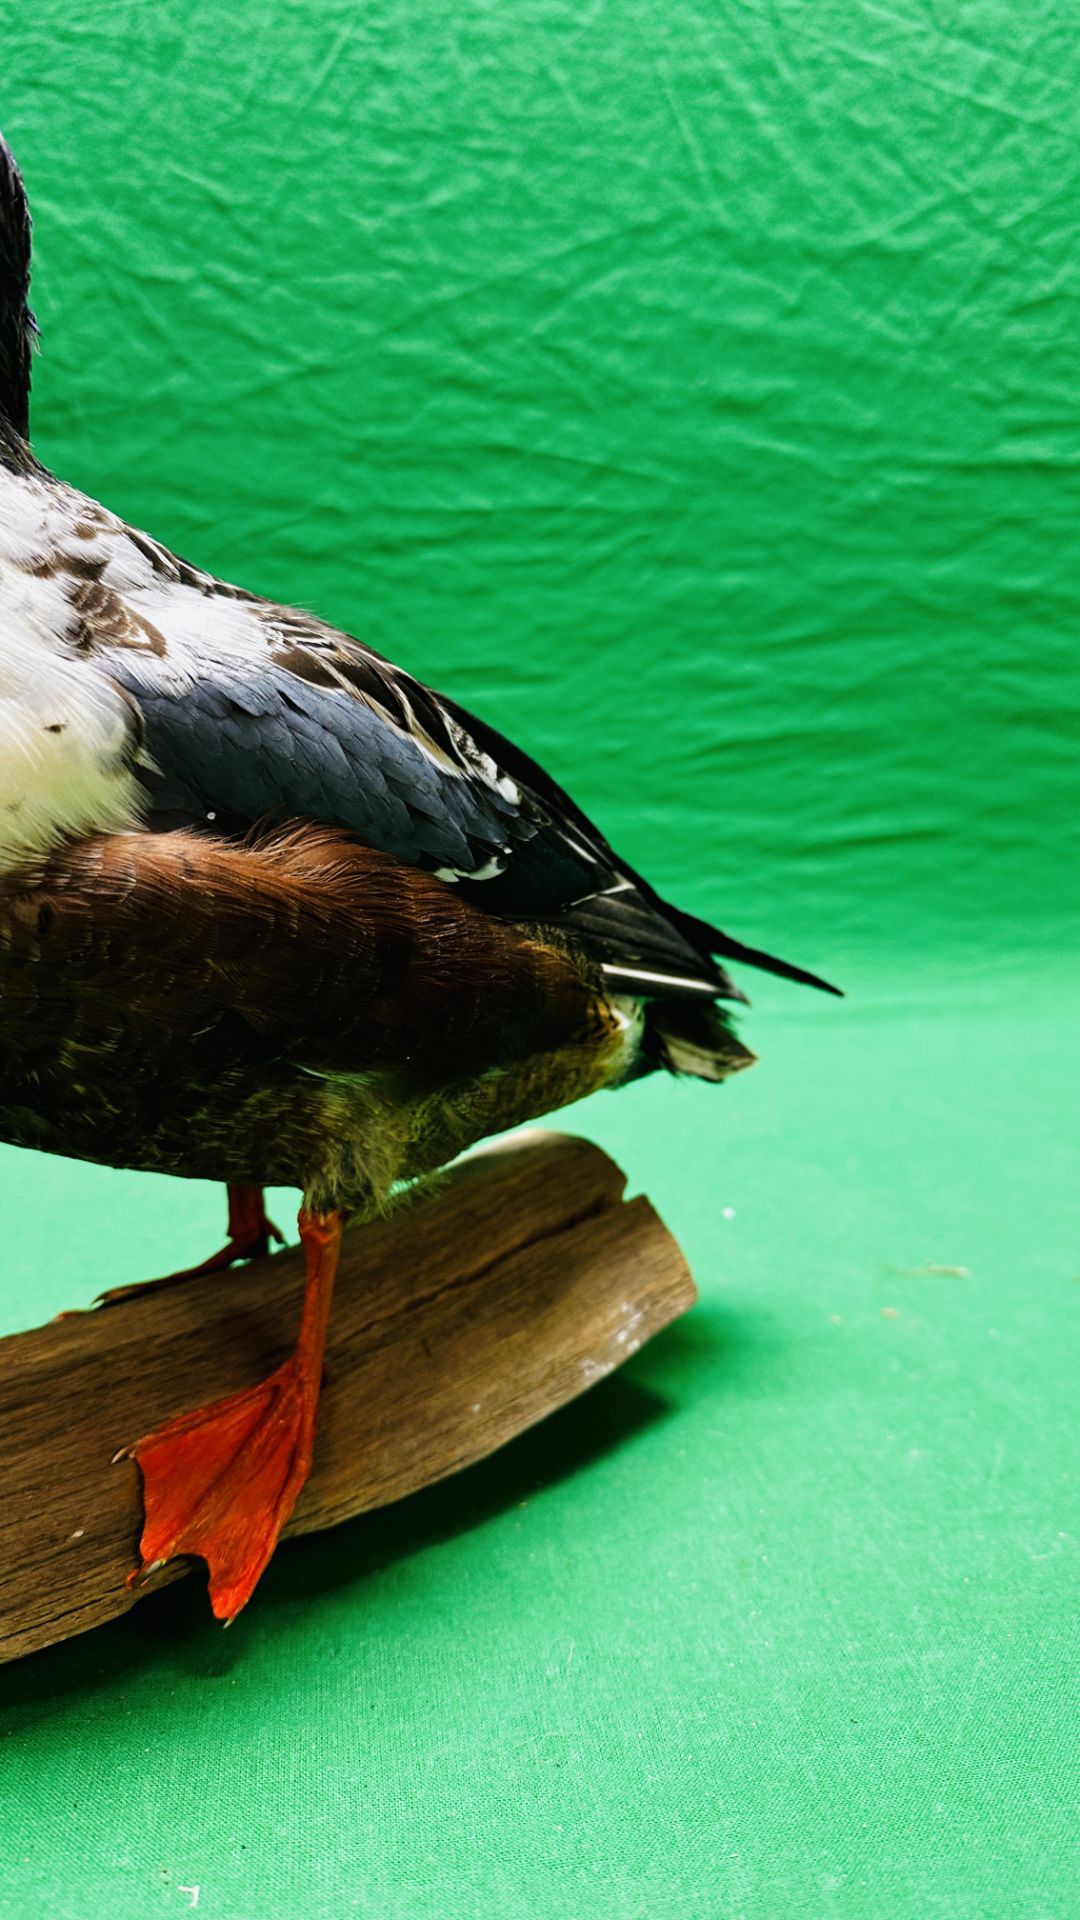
[57,506,833,1001]
[99,596,601,901]
[0,134,35,440]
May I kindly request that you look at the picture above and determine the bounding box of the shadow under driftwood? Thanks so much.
[0,1130,696,1671]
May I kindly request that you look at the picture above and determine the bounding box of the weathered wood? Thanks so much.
[0,1130,695,1662]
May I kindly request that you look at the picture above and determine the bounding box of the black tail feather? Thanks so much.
[564,887,746,1003]
[563,880,842,1005]
[438,691,841,1003]
[670,907,844,998]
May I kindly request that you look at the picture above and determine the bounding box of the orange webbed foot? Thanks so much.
[124,1355,317,1621]
[121,1207,345,1622]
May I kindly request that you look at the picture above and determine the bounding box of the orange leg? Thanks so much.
[94,1184,285,1309]
[122,1206,346,1623]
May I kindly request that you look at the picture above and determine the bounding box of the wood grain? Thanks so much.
[0,1130,695,1662]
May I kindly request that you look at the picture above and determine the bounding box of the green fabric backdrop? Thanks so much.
[2,4,1076,1916]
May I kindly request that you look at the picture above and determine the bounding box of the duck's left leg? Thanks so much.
[95,1184,285,1308]
[122,1205,345,1622]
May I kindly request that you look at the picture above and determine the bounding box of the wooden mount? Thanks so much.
[0,1130,695,1662]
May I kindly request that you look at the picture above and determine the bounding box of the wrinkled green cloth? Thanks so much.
[1,2,1076,1915]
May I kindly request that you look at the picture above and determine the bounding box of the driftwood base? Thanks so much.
[0,1130,694,1663]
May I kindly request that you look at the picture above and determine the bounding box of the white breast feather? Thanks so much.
[0,635,142,867]
[0,476,143,867]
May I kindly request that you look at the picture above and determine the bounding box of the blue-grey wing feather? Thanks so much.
[109,649,526,880]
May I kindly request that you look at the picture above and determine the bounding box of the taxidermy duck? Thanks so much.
[0,134,837,1622]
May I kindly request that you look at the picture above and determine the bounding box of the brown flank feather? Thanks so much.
[0,825,624,1207]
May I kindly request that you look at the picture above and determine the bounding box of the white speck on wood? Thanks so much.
[581,1357,614,1381]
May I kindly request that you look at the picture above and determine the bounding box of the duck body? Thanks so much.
[0,136,836,1619]
[0,427,755,1211]
[0,420,824,1212]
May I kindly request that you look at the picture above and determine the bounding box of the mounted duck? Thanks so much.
[0,134,837,1621]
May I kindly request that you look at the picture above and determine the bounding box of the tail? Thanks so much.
[643,998,758,1083]
[566,884,842,1086]
[567,879,842,1008]
[665,903,843,998]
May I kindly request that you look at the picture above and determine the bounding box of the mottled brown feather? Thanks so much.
[0,825,625,1205]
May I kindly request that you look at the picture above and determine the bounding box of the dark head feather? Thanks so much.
[0,132,36,441]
